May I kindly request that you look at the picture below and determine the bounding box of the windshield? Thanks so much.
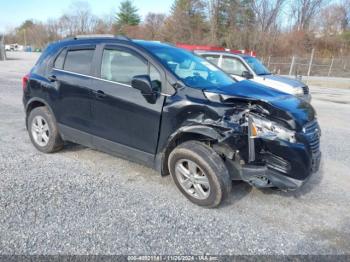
[243,56,271,76]
[141,44,236,89]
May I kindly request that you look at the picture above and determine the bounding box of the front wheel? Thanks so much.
[168,141,232,208]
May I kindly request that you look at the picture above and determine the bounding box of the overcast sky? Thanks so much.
[0,0,173,33]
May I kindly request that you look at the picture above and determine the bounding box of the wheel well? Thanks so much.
[25,101,46,128]
[27,101,46,115]
[161,132,215,176]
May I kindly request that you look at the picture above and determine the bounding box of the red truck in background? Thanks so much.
[176,43,257,57]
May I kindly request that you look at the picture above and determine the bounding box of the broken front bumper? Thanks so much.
[226,134,321,190]
[240,151,321,190]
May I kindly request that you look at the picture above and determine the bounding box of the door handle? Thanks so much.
[93,90,106,98]
[48,75,57,82]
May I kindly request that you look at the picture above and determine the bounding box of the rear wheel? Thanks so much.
[27,107,63,153]
[168,141,232,208]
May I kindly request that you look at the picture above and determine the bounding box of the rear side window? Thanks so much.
[64,49,94,75]
[53,49,66,69]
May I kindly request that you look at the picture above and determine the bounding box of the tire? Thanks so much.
[27,107,64,153]
[168,141,232,208]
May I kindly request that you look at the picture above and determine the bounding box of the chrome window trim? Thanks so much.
[52,68,171,96]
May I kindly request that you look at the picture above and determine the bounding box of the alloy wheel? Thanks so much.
[31,115,50,147]
[175,159,210,200]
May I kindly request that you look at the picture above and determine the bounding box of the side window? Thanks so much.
[53,49,66,69]
[221,56,247,76]
[101,49,147,85]
[64,49,94,75]
[202,55,220,66]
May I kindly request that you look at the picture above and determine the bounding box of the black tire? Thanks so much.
[168,141,232,208]
[27,107,64,153]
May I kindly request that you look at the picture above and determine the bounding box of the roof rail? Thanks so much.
[73,34,115,40]
[71,34,132,41]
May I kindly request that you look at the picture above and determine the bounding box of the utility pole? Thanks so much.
[289,56,295,76]
[328,56,334,77]
[0,34,6,61]
[24,29,27,47]
[307,48,315,83]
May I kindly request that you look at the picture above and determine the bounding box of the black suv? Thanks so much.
[23,36,321,207]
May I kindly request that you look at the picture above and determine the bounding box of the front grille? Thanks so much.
[303,120,319,133]
[302,85,309,95]
[303,120,321,155]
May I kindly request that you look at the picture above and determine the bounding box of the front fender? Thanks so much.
[176,125,223,141]
[155,125,224,175]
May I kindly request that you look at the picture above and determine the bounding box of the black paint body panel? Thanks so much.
[23,37,321,189]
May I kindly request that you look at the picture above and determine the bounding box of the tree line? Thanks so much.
[4,0,350,57]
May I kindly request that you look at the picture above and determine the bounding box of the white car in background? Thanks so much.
[197,51,311,102]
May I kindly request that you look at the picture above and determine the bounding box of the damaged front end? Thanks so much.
[159,87,321,191]
[203,91,321,190]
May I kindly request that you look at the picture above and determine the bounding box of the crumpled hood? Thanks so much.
[262,74,305,88]
[205,80,315,129]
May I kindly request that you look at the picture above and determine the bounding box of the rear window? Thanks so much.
[64,49,94,75]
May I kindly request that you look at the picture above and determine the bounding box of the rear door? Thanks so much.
[90,44,165,155]
[51,45,95,137]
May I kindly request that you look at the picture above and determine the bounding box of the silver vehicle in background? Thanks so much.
[196,51,311,102]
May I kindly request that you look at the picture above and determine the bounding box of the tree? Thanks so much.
[208,0,225,44]
[93,18,113,34]
[57,1,98,36]
[3,0,350,57]
[207,0,256,48]
[251,0,286,33]
[247,0,286,54]
[291,0,326,32]
[12,20,50,48]
[223,0,256,48]
[18,20,35,32]
[319,4,348,36]
[144,13,166,39]
[46,19,61,42]
[341,0,350,30]
[164,0,207,43]
[115,0,141,27]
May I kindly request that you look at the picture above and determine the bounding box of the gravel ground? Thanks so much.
[0,52,350,255]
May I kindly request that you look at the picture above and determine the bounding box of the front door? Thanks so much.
[220,56,248,81]
[90,45,165,156]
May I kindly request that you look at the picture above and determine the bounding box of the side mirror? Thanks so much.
[131,75,157,104]
[242,71,253,79]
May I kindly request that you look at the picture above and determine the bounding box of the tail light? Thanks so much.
[22,74,29,91]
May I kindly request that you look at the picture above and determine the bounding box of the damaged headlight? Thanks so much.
[249,115,296,143]
[293,87,304,96]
